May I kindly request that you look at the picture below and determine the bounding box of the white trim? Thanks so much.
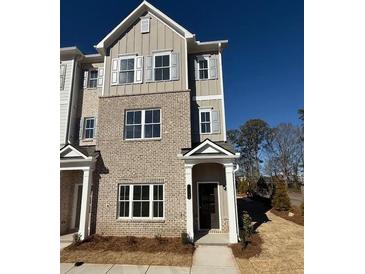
[71,183,83,229]
[199,108,212,134]
[196,181,221,231]
[117,183,165,220]
[60,144,88,159]
[140,17,150,33]
[152,51,172,82]
[184,139,235,157]
[218,45,227,141]
[184,165,194,241]
[102,56,106,96]
[196,55,210,80]
[184,39,188,90]
[224,164,238,243]
[193,95,223,101]
[125,108,161,140]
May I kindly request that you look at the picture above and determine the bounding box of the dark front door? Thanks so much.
[198,183,219,230]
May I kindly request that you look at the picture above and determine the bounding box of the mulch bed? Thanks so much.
[64,234,194,254]
[230,233,263,259]
[271,206,304,226]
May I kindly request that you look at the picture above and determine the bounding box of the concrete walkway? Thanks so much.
[61,245,239,274]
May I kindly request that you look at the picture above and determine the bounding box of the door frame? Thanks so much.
[196,181,221,231]
[71,183,83,230]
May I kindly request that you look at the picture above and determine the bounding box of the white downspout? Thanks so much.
[233,164,240,241]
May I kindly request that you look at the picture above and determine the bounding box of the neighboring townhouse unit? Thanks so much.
[60,1,240,244]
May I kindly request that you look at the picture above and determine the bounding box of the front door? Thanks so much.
[198,183,219,230]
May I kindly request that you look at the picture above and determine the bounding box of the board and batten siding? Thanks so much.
[60,59,75,145]
[103,12,187,97]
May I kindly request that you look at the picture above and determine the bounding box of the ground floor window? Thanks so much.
[118,184,164,219]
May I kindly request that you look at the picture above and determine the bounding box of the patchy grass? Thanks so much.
[271,206,304,226]
[230,233,263,259]
[61,234,194,266]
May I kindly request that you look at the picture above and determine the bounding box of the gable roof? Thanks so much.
[182,139,237,157]
[60,144,98,159]
[95,1,194,55]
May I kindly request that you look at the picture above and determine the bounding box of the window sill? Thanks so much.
[84,87,99,90]
[200,132,213,135]
[111,82,141,86]
[117,218,165,223]
[81,138,95,142]
[124,138,162,142]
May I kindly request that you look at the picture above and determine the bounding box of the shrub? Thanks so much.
[237,179,249,194]
[181,232,190,245]
[72,233,82,245]
[272,181,291,211]
[240,211,253,248]
[300,201,304,216]
[154,233,164,244]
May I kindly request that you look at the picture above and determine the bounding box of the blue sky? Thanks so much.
[61,0,303,130]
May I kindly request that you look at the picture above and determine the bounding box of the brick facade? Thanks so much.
[94,90,191,237]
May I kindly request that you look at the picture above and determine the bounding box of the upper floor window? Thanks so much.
[60,64,66,90]
[198,58,209,80]
[125,109,161,140]
[88,70,98,88]
[154,54,170,81]
[120,58,135,84]
[84,117,95,139]
[199,109,212,134]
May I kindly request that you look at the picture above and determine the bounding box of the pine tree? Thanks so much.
[272,181,291,211]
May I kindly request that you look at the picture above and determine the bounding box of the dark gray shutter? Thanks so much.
[145,55,153,82]
[209,56,217,79]
[170,52,179,80]
[211,110,220,133]
[79,118,84,140]
[194,57,199,80]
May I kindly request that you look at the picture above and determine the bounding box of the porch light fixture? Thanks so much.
[187,185,191,200]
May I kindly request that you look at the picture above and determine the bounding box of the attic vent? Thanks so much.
[141,18,150,33]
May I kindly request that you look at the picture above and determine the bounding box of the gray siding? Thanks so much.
[60,59,74,145]
[103,12,187,97]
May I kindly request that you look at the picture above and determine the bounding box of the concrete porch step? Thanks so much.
[194,233,230,245]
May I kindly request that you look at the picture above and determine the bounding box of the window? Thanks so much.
[200,109,211,134]
[88,70,98,88]
[84,117,95,139]
[198,58,209,80]
[125,109,161,140]
[118,185,130,217]
[153,185,164,218]
[119,58,135,84]
[141,18,150,33]
[118,184,164,219]
[154,54,170,81]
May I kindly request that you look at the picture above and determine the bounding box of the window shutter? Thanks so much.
[134,56,144,83]
[60,64,66,90]
[194,58,199,80]
[111,58,119,85]
[83,70,88,88]
[97,68,104,87]
[211,110,220,133]
[79,118,84,140]
[170,52,179,81]
[144,55,153,82]
[209,56,217,79]
[93,118,97,139]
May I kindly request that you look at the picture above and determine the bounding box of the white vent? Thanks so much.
[141,18,150,33]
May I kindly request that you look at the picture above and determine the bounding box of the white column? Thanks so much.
[185,164,194,242]
[78,168,93,240]
[225,163,238,243]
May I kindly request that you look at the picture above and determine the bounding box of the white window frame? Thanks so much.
[153,51,171,81]
[199,108,212,134]
[197,56,210,80]
[119,55,136,84]
[117,184,165,220]
[83,117,95,139]
[88,70,98,88]
[125,109,161,140]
